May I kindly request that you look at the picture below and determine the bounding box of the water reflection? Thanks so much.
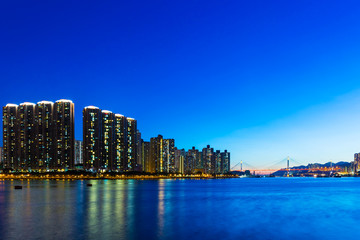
[1,178,360,240]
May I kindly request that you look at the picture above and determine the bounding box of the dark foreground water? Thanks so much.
[0,178,360,240]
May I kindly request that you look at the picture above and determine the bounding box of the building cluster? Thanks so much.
[354,153,360,173]
[2,100,230,174]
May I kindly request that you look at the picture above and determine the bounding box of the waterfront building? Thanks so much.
[17,102,37,171]
[142,141,150,172]
[174,148,185,174]
[202,145,214,174]
[126,118,137,171]
[148,135,175,173]
[114,114,127,171]
[0,146,3,163]
[2,104,18,169]
[75,140,83,165]
[163,138,175,173]
[101,110,115,170]
[354,153,360,173]
[185,150,195,174]
[149,135,162,173]
[221,150,230,173]
[83,106,102,171]
[136,130,143,171]
[53,100,75,170]
[214,150,222,174]
[35,101,54,170]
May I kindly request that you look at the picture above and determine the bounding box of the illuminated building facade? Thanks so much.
[35,101,54,170]
[53,100,75,170]
[114,114,127,171]
[142,141,150,172]
[0,146,3,163]
[126,118,137,171]
[101,110,115,170]
[354,153,360,173]
[83,106,102,170]
[2,104,18,169]
[17,102,37,170]
[82,107,139,172]
[148,135,175,173]
[136,130,143,170]
[214,150,222,174]
[163,138,175,173]
[221,150,230,173]
[75,140,83,165]
[185,151,195,174]
[202,145,214,174]
[174,148,185,174]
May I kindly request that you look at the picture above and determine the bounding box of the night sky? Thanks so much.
[1,0,360,167]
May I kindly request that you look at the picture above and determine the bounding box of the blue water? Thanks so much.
[0,178,359,240]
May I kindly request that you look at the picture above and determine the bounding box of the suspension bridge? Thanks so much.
[230,157,341,176]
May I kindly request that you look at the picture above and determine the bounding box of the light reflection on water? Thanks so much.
[0,178,360,240]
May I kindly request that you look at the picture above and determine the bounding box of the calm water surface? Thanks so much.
[0,178,360,240]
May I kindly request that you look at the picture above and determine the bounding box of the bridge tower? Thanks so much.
[287,156,290,177]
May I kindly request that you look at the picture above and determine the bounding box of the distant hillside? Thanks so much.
[272,161,353,176]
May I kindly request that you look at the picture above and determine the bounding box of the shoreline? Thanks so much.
[0,174,239,180]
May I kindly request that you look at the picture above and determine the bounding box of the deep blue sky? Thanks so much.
[1,0,360,167]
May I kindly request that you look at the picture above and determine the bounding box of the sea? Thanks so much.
[0,178,359,240]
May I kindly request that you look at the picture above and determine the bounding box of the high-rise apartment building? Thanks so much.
[148,135,175,174]
[221,150,230,173]
[174,148,185,174]
[214,150,222,174]
[17,102,37,170]
[3,104,18,169]
[126,118,137,171]
[136,130,143,171]
[75,140,83,165]
[0,146,4,164]
[142,141,150,172]
[83,106,102,170]
[101,110,115,170]
[3,100,75,171]
[35,101,54,170]
[53,99,75,170]
[114,114,127,171]
[202,145,214,174]
[354,153,360,173]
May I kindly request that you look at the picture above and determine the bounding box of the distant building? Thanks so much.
[36,101,54,170]
[18,102,37,171]
[136,130,143,171]
[148,135,175,174]
[75,140,83,165]
[142,141,150,172]
[185,151,195,174]
[53,99,75,170]
[126,118,138,171]
[3,103,19,170]
[83,106,102,171]
[214,150,222,174]
[114,114,127,171]
[101,110,115,170]
[221,150,230,173]
[202,145,214,174]
[174,148,185,174]
[354,153,360,173]
[0,146,3,163]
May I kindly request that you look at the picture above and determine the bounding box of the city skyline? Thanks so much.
[2,1,360,167]
[2,99,230,174]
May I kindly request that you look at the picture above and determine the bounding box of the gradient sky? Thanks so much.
[1,0,360,168]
